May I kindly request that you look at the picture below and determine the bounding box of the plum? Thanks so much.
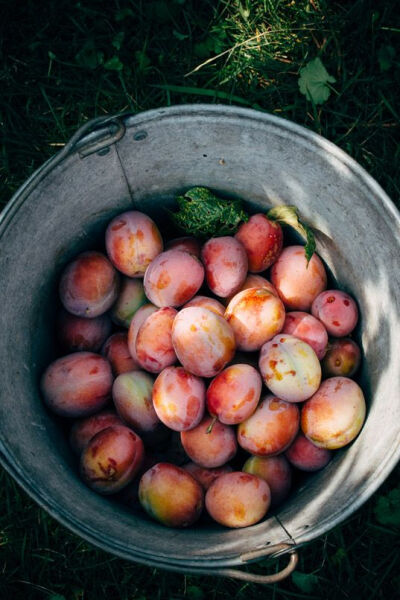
[242,455,292,507]
[112,370,161,432]
[59,251,119,318]
[270,245,327,311]
[301,377,366,449]
[105,211,163,277]
[69,410,123,455]
[80,425,144,494]
[143,249,204,307]
[135,307,177,373]
[259,334,321,402]
[180,415,237,468]
[201,236,247,298]
[165,236,201,257]
[321,337,361,378]
[183,295,225,317]
[224,273,280,305]
[41,352,113,418]
[172,307,236,378]
[237,395,299,456]
[282,311,328,360]
[225,287,285,351]
[206,364,262,425]
[152,366,205,432]
[127,303,158,363]
[57,309,112,353]
[205,472,270,528]
[235,214,283,272]
[102,332,139,376]
[183,463,233,490]
[110,277,147,328]
[285,432,332,471]
[311,290,359,337]
[139,463,204,527]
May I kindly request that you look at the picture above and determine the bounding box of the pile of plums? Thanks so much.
[40,209,365,529]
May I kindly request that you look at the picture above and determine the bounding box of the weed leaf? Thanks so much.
[104,56,124,71]
[292,571,319,593]
[298,57,336,104]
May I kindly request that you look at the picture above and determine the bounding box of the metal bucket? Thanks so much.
[1,105,399,583]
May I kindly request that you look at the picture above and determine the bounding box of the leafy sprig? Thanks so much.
[169,187,248,238]
[169,187,316,262]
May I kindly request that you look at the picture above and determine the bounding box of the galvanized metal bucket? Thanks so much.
[1,106,399,584]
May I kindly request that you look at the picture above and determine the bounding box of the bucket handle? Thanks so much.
[181,543,298,585]
[61,113,129,158]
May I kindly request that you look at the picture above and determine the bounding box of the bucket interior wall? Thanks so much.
[0,106,399,568]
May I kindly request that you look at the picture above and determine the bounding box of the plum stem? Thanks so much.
[206,416,217,434]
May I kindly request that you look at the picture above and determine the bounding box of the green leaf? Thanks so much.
[173,29,189,41]
[104,56,124,71]
[112,32,125,51]
[49,595,66,600]
[291,571,319,593]
[374,486,400,527]
[75,40,104,69]
[378,45,396,72]
[267,205,316,263]
[115,8,134,21]
[135,50,151,71]
[298,57,336,105]
[186,585,205,600]
[169,187,248,238]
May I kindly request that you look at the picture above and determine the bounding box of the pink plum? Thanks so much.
[139,463,204,527]
[183,463,233,490]
[57,309,112,353]
[242,455,292,507]
[206,364,262,425]
[152,366,205,432]
[110,277,147,328]
[259,334,321,402]
[135,307,177,373]
[59,251,119,318]
[80,425,144,494]
[321,337,361,378]
[235,213,283,272]
[201,236,248,298]
[105,211,163,277]
[270,245,327,311]
[69,410,123,455]
[180,415,237,468]
[311,290,359,337]
[172,307,236,378]
[301,377,366,449]
[225,287,285,351]
[112,370,161,432]
[205,472,270,528]
[285,432,332,471]
[282,311,328,360]
[143,249,204,307]
[237,395,299,456]
[102,332,139,376]
[41,352,113,418]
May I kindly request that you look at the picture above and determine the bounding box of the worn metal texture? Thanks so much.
[0,105,399,573]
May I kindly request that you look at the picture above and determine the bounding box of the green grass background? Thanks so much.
[1,1,399,598]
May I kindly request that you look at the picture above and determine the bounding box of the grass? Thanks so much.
[1,0,400,598]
